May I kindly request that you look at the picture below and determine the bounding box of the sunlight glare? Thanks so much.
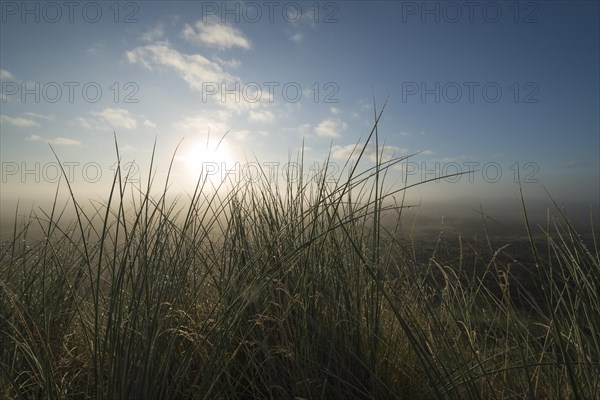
[184,136,235,181]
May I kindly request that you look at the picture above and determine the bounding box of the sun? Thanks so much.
[183,136,235,181]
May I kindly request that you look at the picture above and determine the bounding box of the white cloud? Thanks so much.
[230,129,251,141]
[70,117,93,130]
[0,115,40,127]
[284,123,312,137]
[211,86,276,119]
[296,145,312,153]
[440,155,476,163]
[22,112,54,121]
[120,144,136,152]
[182,17,251,50]
[173,115,230,136]
[315,118,347,138]
[561,161,579,168]
[398,130,426,137]
[331,143,405,163]
[91,108,137,130]
[330,107,341,115]
[27,134,81,147]
[229,129,269,141]
[126,43,237,91]
[86,42,106,56]
[249,109,274,123]
[126,43,277,127]
[0,69,15,79]
[50,137,81,146]
[331,144,359,161]
[143,119,157,128]
[290,33,303,43]
[213,56,242,68]
[142,23,165,42]
[561,161,593,169]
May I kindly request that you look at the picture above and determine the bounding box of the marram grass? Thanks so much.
[1,105,598,399]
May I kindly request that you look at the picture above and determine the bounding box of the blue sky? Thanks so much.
[1,1,598,225]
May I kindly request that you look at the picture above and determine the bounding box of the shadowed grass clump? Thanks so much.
[1,104,598,399]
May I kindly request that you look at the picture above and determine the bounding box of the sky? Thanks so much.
[1,0,599,234]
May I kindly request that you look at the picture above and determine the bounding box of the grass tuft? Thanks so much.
[1,107,598,399]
